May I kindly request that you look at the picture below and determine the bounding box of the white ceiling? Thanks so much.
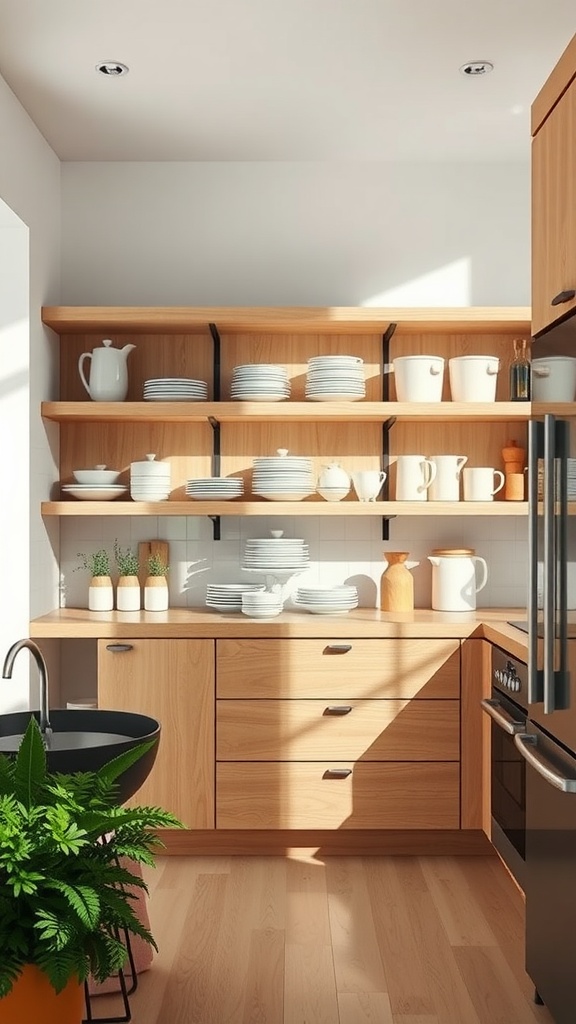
[0,0,574,161]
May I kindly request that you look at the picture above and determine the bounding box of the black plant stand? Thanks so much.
[83,926,138,1023]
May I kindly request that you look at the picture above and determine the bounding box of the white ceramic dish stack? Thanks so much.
[293,584,359,615]
[186,477,244,501]
[62,484,127,501]
[206,583,265,613]
[242,535,310,571]
[252,448,315,501]
[241,591,283,618]
[306,355,366,402]
[130,453,171,501]
[230,364,291,402]
[73,465,121,485]
[143,378,208,401]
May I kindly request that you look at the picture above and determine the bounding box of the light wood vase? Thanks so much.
[0,964,84,1024]
[144,575,169,611]
[502,439,527,501]
[116,575,141,611]
[88,575,114,611]
[380,552,414,612]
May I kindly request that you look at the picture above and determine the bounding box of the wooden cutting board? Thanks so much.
[138,540,169,586]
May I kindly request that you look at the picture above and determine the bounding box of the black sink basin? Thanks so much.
[0,709,160,804]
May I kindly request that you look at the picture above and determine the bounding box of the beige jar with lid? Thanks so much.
[427,548,488,612]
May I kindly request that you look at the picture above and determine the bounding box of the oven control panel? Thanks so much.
[492,647,528,710]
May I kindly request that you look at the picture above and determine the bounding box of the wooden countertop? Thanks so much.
[29,607,529,659]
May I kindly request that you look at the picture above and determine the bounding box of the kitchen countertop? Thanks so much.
[29,607,529,659]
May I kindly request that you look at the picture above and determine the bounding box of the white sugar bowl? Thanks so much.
[317,462,351,502]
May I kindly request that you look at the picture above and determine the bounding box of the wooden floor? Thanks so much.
[91,853,554,1024]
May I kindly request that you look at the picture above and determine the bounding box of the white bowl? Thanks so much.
[63,486,127,501]
[73,467,121,485]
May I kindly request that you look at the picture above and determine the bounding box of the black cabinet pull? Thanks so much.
[323,768,353,779]
[551,288,576,306]
[324,706,353,716]
[105,643,134,653]
[324,644,352,654]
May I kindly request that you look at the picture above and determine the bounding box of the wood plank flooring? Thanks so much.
[90,854,554,1024]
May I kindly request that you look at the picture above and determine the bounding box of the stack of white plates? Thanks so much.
[242,536,310,570]
[230,364,291,402]
[143,378,208,401]
[293,584,359,615]
[206,583,265,612]
[186,477,244,501]
[62,484,127,501]
[306,355,366,402]
[252,449,315,501]
[241,591,283,618]
[130,454,171,501]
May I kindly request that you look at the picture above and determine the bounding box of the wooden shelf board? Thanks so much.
[41,500,529,517]
[41,305,531,335]
[41,401,533,424]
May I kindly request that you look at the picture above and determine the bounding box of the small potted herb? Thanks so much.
[114,541,141,612]
[75,549,113,612]
[144,552,169,612]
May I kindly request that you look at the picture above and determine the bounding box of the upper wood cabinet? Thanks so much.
[532,35,576,337]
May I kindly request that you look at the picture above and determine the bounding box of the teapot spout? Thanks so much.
[121,344,136,360]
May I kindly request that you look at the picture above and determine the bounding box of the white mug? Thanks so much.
[395,456,436,502]
[352,470,386,502]
[428,455,468,501]
[463,467,505,501]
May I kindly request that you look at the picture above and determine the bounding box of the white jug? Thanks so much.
[395,455,436,501]
[352,470,386,502]
[428,455,467,501]
[78,339,136,402]
[428,548,488,612]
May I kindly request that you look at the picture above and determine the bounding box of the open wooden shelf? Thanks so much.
[41,401,533,424]
[41,500,530,517]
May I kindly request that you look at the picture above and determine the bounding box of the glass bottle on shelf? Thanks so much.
[509,338,531,401]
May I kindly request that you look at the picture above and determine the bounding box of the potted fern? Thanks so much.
[144,552,169,612]
[114,541,141,611]
[0,718,181,1023]
[76,548,113,612]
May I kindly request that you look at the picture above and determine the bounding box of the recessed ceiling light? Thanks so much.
[96,61,130,77]
[459,61,494,77]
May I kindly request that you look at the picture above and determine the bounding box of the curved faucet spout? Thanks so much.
[2,639,51,734]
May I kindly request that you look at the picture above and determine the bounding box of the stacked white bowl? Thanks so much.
[241,591,283,618]
[206,583,264,612]
[252,448,315,501]
[293,584,359,615]
[63,464,127,501]
[306,355,366,401]
[143,378,208,401]
[242,534,310,571]
[130,454,171,501]
[230,364,291,401]
[186,477,244,500]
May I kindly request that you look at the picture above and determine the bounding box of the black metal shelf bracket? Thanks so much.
[207,415,222,540]
[381,324,397,540]
[208,322,221,401]
[208,515,221,541]
[381,322,397,402]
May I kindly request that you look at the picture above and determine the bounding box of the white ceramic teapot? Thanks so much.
[317,462,351,501]
[78,339,136,402]
[428,547,488,612]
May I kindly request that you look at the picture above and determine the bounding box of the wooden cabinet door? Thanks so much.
[532,78,576,336]
[98,639,214,827]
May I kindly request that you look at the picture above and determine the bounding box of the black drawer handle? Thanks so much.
[105,643,134,653]
[324,644,352,654]
[551,288,576,306]
[324,706,353,716]
[323,768,353,779]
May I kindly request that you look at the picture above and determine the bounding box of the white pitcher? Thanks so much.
[428,548,488,612]
[395,455,436,501]
[78,339,136,402]
[428,455,467,501]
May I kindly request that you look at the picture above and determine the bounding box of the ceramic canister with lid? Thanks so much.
[428,547,488,612]
[531,356,576,402]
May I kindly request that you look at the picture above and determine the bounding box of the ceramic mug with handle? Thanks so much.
[463,467,505,501]
[352,470,386,502]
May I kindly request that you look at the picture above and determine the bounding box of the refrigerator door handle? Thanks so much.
[528,419,543,704]
[543,414,556,713]
[514,732,576,793]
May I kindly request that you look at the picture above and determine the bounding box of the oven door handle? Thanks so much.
[514,732,576,793]
[480,698,525,734]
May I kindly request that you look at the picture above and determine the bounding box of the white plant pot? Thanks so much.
[88,576,114,611]
[391,355,445,402]
[116,575,141,611]
[144,576,169,611]
[448,356,499,402]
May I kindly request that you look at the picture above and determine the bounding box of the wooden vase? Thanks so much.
[0,964,84,1024]
[380,552,414,612]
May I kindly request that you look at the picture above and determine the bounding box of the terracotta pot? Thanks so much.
[0,964,84,1024]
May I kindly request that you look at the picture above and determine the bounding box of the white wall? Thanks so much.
[0,72,60,709]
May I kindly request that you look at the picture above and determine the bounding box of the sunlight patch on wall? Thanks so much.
[362,258,471,307]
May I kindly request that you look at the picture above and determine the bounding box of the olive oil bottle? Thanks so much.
[509,338,530,401]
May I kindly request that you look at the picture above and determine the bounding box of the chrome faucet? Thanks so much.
[2,638,52,734]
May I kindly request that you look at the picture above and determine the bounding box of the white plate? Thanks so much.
[63,486,128,501]
[306,393,365,402]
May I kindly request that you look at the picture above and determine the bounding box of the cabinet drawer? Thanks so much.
[216,639,459,699]
[217,699,459,761]
[217,762,460,829]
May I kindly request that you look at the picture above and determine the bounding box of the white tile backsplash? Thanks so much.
[59,512,529,611]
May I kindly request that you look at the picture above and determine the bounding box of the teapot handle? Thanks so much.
[78,353,92,397]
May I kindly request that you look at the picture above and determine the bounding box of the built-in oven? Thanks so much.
[481,646,528,889]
